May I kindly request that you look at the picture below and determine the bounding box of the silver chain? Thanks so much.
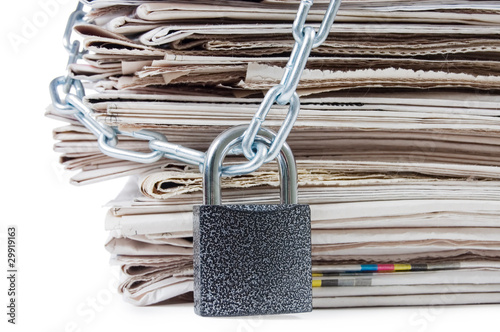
[49,0,342,176]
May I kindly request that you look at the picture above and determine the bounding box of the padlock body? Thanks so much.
[193,204,312,317]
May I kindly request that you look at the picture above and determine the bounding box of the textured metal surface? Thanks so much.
[193,204,312,317]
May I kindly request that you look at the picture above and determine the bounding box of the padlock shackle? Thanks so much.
[203,125,298,205]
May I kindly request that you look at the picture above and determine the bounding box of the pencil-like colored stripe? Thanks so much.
[360,264,378,272]
[378,264,394,271]
[312,273,323,277]
[411,264,428,271]
[394,264,412,271]
[312,280,322,287]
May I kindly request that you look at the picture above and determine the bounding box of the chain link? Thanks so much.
[98,129,167,164]
[293,0,342,48]
[241,85,300,163]
[63,2,86,55]
[49,0,341,175]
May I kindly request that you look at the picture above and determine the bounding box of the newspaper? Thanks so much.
[46,0,500,309]
[48,92,500,184]
[98,172,500,306]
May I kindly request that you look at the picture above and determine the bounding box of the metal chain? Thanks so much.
[49,0,342,176]
[241,0,342,163]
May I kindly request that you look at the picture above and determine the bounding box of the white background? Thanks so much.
[0,1,498,331]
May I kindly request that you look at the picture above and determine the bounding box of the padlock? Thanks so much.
[193,125,312,317]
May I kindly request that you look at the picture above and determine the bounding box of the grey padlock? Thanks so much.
[193,125,312,317]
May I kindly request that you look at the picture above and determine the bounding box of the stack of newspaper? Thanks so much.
[48,0,500,307]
